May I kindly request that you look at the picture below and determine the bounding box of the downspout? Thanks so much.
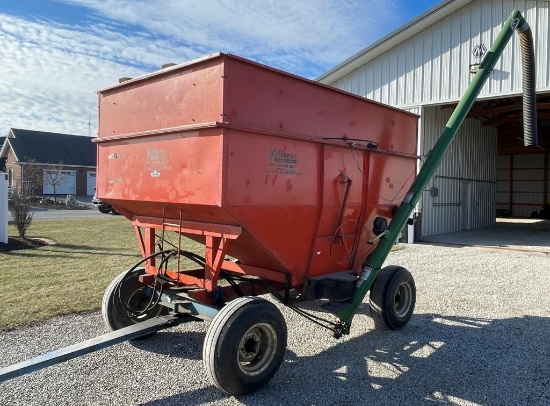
[515,18,538,146]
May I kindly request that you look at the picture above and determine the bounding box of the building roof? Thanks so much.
[2,128,96,167]
[317,0,474,84]
[318,0,550,84]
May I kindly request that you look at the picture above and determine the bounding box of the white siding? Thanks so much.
[420,106,497,237]
[332,0,550,107]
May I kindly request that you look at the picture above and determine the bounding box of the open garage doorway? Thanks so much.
[442,93,549,217]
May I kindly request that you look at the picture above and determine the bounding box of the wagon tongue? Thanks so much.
[0,315,180,383]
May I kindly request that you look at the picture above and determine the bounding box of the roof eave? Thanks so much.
[316,0,473,84]
[0,139,18,162]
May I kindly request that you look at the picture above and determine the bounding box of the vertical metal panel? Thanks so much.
[331,0,550,108]
[495,153,547,216]
[496,155,510,212]
[420,106,497,237]
[510,154,545,216]
[537,4,550,90]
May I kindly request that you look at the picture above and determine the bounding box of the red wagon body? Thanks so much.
[95,53,417,301]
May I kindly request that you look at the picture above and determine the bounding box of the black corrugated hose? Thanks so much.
[516,20,538,147]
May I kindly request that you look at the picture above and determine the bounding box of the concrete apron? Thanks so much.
[420,218,550,256]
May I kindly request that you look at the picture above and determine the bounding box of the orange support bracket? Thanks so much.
[131,216,243,294]
[204,235,231,292]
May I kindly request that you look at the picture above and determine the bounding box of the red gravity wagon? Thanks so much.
[1,10,539,396]
[93,53,418,395]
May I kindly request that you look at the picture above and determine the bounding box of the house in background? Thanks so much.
[0,128,96,196]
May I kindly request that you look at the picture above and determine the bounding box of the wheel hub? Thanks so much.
[394,282,412,318]
[240,329,261,361]
[237,323,278,376]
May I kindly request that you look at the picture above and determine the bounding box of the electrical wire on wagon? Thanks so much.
[350,144,423,205]
[115,245,344,334]
[113,249,174,320]
[153,234,207,269]
[329,218,360,265]
[349,145,426,221]
[113,248,207,320]
[219,271,342,335]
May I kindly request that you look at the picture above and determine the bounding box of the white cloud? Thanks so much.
[0,0,411,137]
[0,16,134,136]
[56,0,403,75]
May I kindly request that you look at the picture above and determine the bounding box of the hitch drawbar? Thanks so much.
[0,315,180,383]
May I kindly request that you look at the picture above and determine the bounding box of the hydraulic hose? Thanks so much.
[515,19,538,146]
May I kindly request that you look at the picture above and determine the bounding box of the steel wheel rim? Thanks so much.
[394,282,412,318]
[237,323,278,376]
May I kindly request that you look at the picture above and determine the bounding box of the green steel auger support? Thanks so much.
[335,9,538,336]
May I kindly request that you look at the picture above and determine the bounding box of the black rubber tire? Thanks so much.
[369,265,416,330]
[203,297,287,396]
[98,206,111,214]
[102,268,167,332]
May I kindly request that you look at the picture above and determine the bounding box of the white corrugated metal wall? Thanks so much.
[333,1,550,107]
[327,0,548,238]
[420,106,497,236]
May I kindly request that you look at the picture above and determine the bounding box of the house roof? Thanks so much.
[2,128,96,167]
[316,0,474,84]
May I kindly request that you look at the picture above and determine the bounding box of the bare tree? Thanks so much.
[21,158,43,197]
[7,157,42,238]
[42,162,68,205]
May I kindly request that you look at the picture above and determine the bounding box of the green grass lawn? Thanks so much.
[1,217,146,331]
[0,216,405,332]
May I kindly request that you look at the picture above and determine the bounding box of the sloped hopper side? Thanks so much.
[95,54,418,284]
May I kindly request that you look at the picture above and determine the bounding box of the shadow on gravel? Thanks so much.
[129,331,206,360]
[142,313,550,405]
[53,243,138,256]
[3,243,138,258]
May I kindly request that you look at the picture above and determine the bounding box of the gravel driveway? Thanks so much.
[1,243,549,405]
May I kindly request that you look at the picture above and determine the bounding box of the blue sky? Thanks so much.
[0,0,441,136]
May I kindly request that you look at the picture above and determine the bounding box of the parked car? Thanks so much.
[92,189,118,214]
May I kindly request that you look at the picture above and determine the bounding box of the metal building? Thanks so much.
[318,0,550,239]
